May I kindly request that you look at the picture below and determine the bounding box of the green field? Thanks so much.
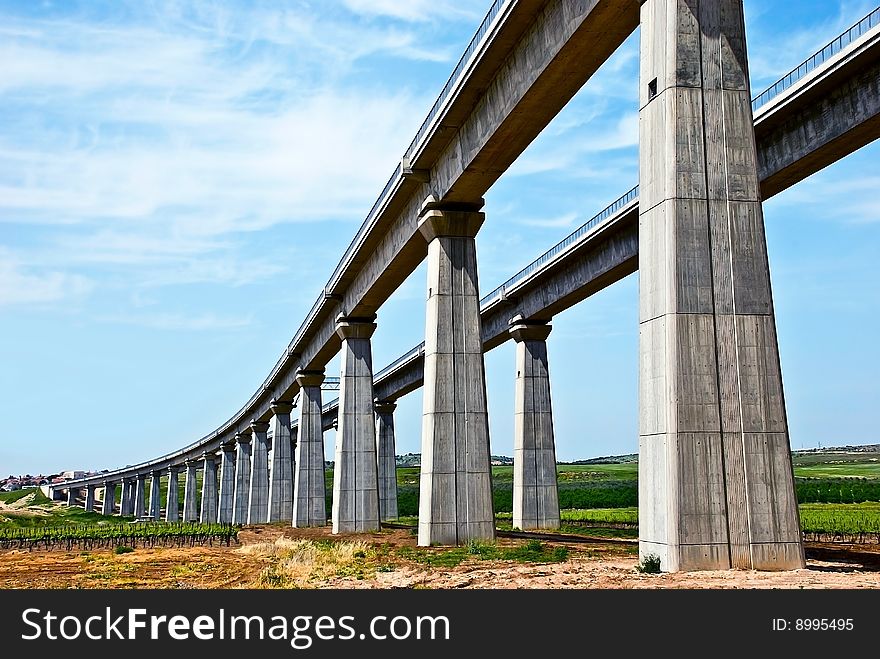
[5,447,878,543]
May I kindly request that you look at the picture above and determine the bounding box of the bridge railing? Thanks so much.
[403,0,509,162]
[322,0,512,299]
[479,185,640,308]
[752,6,880,111]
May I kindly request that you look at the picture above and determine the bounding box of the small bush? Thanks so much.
[636,553,662,573]
[113,545,134,555]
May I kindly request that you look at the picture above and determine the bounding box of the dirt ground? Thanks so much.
[1,523,879,589]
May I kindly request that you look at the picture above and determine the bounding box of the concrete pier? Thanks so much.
[120,479,133,516]
[638,0,804,571]
[218,441,236,524]
[232,432,252,525]
[510,319,560,531]
[166,466,180,522]
[134,475,146,518]
[66,487,76,507]
[183,460,199,522]
[267,400,295,523]
[148,470,161,520]
[375,400,399,521]
[333,316,380,534]
[101,482,115,515]
[293,370,327,527]
[248,421,271,524]
[200,452,219,523]
[417,201,495,546]
[85,485,95,512]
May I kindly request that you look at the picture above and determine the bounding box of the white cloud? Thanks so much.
[341,0,482,23]
[0,250,93,307]
[99,311,254,331]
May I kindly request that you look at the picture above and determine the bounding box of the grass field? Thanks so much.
[7,447,878,542]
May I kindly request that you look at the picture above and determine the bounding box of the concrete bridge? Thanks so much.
[54,1,880,572]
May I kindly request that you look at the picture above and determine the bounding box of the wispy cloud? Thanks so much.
[0,249,93,307]
[341,0,482,23]
[99,311,254,331]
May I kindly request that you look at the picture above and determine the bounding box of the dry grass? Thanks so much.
[238,538,377,588]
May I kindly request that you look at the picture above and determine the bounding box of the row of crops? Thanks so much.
[548,506,880,543]
[0,522,238,551]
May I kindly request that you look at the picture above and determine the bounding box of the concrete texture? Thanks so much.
[333,317,380,534]
[66,487,76,507]
[267,400,295,523]
[375,400,399,521]
[101,482,115,516]
[232,432,252,525]
[148,471,161,520]
[638,0,804,572]
[85,485,95,512]
[293,371,327,527]
[183,460,199,523]
[247,421,270,524]
[510,319,560,530]
[120,479,133,516]
[166,467,180,522]
[218,442,236,524]
[200,453,219,523]
[134,475,146,519]
[417,203,495,546]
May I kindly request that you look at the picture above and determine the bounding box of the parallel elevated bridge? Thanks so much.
[54,1,880,572]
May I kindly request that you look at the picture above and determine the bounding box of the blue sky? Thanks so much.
[1,0,878,477]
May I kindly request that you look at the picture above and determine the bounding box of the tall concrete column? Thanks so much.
[200,452,219,523]
[293,370,327,527]
[333,316,380,534]
[510,319,560,531]
[148,470,161,520]
[166,466,180,522]
[267,400,295,522]
[417,200,495,546]
[66,487,76,507]
[120,479,133,516]
[218,441,236,524]
[134,474,146,518]
[101,481,116,515]
[247,421,271,524]
[638,0,804,571]
[85,485,96,512]
[182,460,199,522]
[375,400,399,521]
[232,432,252,525]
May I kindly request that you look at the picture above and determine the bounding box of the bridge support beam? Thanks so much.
[248,421,271,524]
[510,319,560,531]
[148,470,161,520]
[200,452,219,523]
[375,400,399,522]
[638,0,804,571]
[120,479,133,516]
[293,371,328,527]
[85,485,95,512]
[66,487,76,507]
[417,201,495,546]
[232,433,252,525]
[166,467,180,522]
[183,460,199,522]
[268,400,295,523]
[101,481,116,516]
[332,316,380,534]
[134,475,146,518]
[218,442,236,524]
